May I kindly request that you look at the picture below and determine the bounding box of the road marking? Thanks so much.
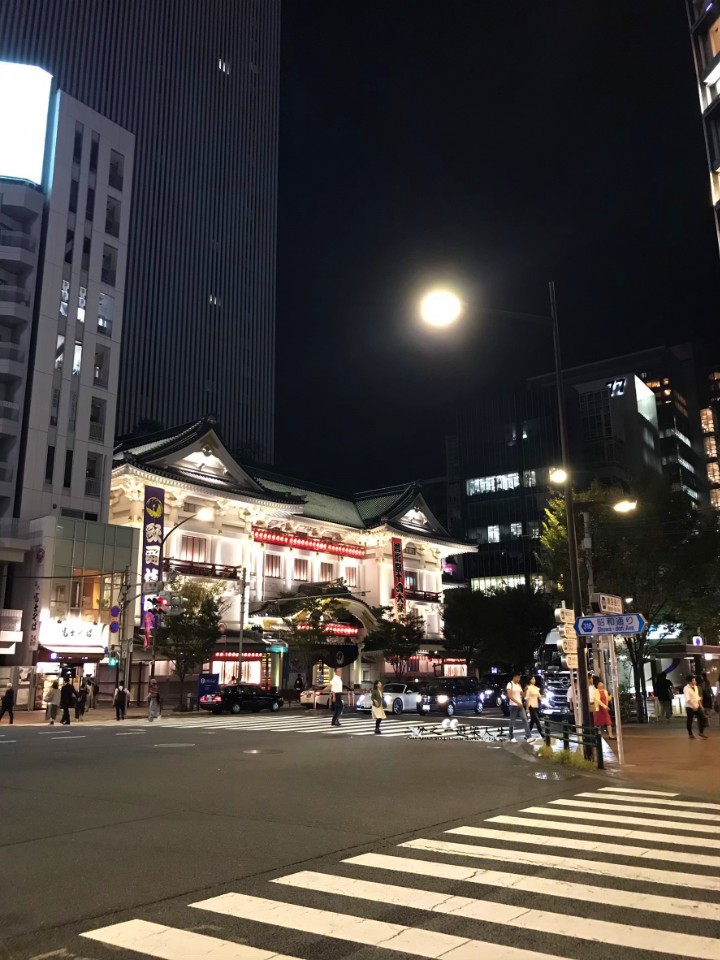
[272,869,720,959]
[545,797,720,823]
[519,805,720,836]
[153,743,195,748]
[0,739,17,743]
[192,891,566,960]
[599,786,679,797]
[81,918,298,959]
[580,791,720,812]
[399,840,720,892]
[343,852,720,921]
[487,814,720,850]
[51,735,85,740]
[116,731,147,736]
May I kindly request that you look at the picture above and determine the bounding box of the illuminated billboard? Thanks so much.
[0,61,52,185]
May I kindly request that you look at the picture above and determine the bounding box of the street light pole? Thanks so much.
[238,566,247,683]
[549,281,591,743]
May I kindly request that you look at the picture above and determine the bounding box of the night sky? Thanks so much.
[274,1,720,492]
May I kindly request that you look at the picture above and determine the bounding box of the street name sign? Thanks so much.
[574,613,647,636]
[590,593,623,615]
[564,653,579,669]
[559,623,577,640]
[561,635,577,654]
[555,607,575,624]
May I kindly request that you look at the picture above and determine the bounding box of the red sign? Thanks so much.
[296,622,359,637]
[143,611,153,649]
[252,527,364,558]
[391,537,406,617]
[214,651,263,660]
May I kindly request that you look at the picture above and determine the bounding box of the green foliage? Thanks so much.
[155,580,227,705]
[365,606,425,679]
[281,593,354,681]
[537,744,595,771]
[442,586,554,674]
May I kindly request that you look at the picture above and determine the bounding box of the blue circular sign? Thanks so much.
[110,605,121,618]
[109,621,120,633]
[581,619,594,633]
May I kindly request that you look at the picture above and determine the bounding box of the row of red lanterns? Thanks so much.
[252,527,365,558]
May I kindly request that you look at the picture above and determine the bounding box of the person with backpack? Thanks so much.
[59,677,77,725]
[114,682,129,721]
[0,684,14,724]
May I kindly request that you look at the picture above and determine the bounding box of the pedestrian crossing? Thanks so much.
[80,784,720,960]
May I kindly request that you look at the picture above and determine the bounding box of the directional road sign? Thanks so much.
[574,613,647,636]
[555,607,575,625]
[561,635,577,655]
[559,623,578,641]
[564,653,579,669]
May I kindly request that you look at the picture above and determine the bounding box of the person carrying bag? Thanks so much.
[371,679,386,735]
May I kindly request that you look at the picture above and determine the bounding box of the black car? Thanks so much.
[200,684,284,715]
[480,674,512,716]
[417,677,483,717]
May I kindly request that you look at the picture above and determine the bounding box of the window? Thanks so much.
[89,132,99,173]
[50,388,60,426]
[81,236,91,273]
[93,345,110,387]
[708,462,720,485]
[101,244,117,286]
[73,341,83,376]
[466,473,520,496]
[294,558,309,582]
[487,525,500,543]
[105,195,121,237]
[69,178,79,214]
[405,570,418,591]
[264,553,281,578]
[704,436,718,460]
[711,489,720,511]
[320,562,334,581]
[179,535,207,562]
[527,520,540,539]
[86,186,95,222]
[510,522,522,538]
[63,449,73,488]
[345,566,358,589]
[64,228,74,265]
[45,445,55,484]
[701,408,715,435]
[77,285,87,323]
[471,575,525,593]
[89,397,106,442]
[97,292,113,336]
[55,334,65,370]
[522,470,536,488]
[85,452,103,497]
[218,58,230,73]
[109,150,124,191]
[73,123,83,165]
[68,391,78,432]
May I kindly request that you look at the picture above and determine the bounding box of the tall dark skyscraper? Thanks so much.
[1,0,280,462]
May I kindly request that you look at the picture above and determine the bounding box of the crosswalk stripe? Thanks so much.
[81,918,294,959]
[272,869,720,959]
[518,806,720,837]
[447,826,720,870]
[599,786,679,797]
[466,819,720,859]
[546,797,720,823]
[342,851,720,921]
[579,791,720,812]
[402,837,720,891]
[191,891,565,960]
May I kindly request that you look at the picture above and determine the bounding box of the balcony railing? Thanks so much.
[89,421,105,442]
[0,286,31,305]
[392,588,441,603]
[163,558,240,580]
[0,400,19,422]
[0,231,36,253]
[85,477,101,497]
[0,345,24,362]
[0,609,22,632]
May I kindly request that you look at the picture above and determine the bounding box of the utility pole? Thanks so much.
[237,566,247,683]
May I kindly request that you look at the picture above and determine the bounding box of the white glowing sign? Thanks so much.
[0,62,52,184]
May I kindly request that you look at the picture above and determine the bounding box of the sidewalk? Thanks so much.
[613,717,720,800]
[5,705,149,725]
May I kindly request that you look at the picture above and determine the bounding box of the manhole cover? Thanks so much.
[242,748,285,755]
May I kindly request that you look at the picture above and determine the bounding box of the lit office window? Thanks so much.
[487,525,500,543]
[510,522,522,538]
[466,473,520,496]
[294,559,309,582]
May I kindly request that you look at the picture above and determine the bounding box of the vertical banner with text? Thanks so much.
[391,537,406,618]
[142,486,165,646]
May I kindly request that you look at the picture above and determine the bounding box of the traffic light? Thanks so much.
[108,647,119,667]
[151,594,169,615]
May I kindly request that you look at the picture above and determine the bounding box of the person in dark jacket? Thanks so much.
[75,680,88,721]
[60,678,77,725]
[0,685,14,724]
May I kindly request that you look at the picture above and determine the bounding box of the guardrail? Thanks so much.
[542,717,605,769]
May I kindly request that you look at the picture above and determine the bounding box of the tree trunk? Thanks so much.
[639,667,648,724]
[178,672,186,710]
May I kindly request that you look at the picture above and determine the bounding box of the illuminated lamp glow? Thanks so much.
[252,527,365,558]
[419,289,463,328]
[296,622,359,636]
[0,62,52,184]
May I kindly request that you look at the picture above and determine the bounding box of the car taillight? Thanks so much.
[212,695,222,702]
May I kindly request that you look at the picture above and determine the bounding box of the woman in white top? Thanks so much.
[524,675,542,736]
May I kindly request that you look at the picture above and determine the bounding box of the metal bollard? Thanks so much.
[595,729,604,769]
[562,721,570,751]
[544,718,551,746]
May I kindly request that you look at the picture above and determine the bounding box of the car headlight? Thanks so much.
[436,695,449,704]
[416,694,422,703]
[484,689,494,696]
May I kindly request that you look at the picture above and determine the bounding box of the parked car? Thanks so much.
[356,681,427,716]
[299,684,354,709]
[480,674,512,716]
[200,684,284,715]
[417,677,484,717]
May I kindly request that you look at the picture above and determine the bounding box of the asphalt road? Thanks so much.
[0,709,717,960]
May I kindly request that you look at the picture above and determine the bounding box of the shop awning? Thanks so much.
[39,643,106,657]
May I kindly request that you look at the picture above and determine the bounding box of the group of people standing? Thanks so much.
[682,674,717,739]
[42,677,96,725]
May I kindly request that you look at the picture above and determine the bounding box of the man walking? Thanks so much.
[114,682,129,721]
[654,673,674,721]
[683,676,708,739]
[506,672,536,743]
[329,668,344,727]
[59,677,77,725]
[0,684,14,724]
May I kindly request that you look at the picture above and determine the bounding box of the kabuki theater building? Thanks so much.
[110,419,474,698]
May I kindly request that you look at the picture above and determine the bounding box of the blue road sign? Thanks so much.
[574,614,647,636]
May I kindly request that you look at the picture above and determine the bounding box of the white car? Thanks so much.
[356,681,427,716]
[299,684,353,709]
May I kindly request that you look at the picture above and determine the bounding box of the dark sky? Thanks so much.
[274,1,720,492]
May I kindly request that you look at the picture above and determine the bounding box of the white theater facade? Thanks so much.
[109,419,474,696]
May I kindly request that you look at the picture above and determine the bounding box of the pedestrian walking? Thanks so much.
[114,682,129,721]
[147,677,161,721]
[700,673,714,714]
[654,673,674,721]
[0,684,14,724]
[59,677,77,725]
[524,675,542,735]
[371,679,386,735]
[44,680,60,724]
[75,680,88,721]
[683,676,708,739]
[294,674,305,705]
[587,676,599,717]
[329,668,344,727]
[506,672,536,743]
[593,680,614,738]
[86,678,95,710]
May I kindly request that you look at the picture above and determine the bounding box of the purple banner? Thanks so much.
[142,486,165,616]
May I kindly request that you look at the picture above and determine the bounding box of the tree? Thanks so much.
[365,606,425,679]
[155,580,226,708]
[281,593,355,683]
[538,477,720,720]
[443,586,553,674]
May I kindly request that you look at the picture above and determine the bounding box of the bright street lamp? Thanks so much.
[419,289,463,327]
[613,499,637,514]
[549,467,568,484]
[196,506,215,522]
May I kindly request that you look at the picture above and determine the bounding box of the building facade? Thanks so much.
[0,0,281,461]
